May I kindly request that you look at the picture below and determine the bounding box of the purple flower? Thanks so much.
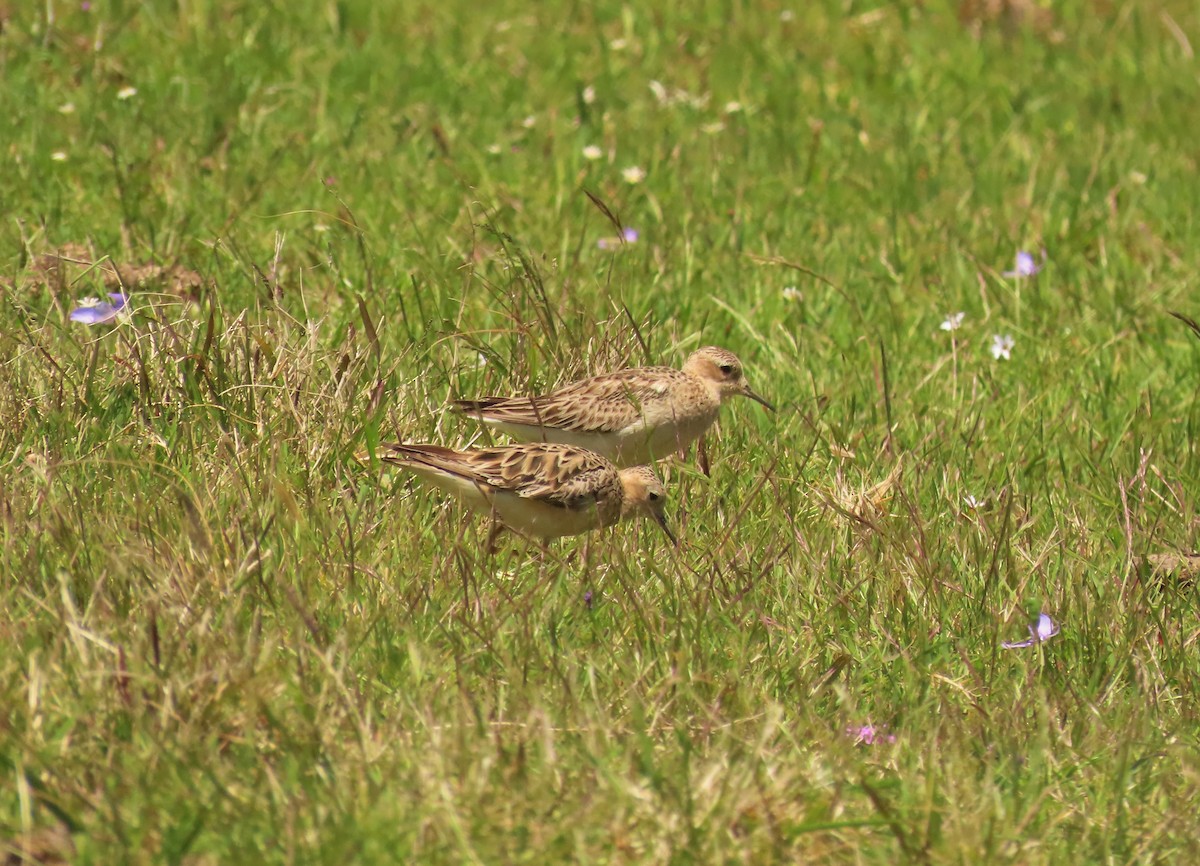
[597,227,639,250]
[69,293,128,325]
[583,590,594,609]
[1002,249,1046,278]
[1001,612,1059,649]
[846,724,895,745]
[81,1,91,9]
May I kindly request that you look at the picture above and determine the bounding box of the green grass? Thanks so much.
[3,0,1200,862]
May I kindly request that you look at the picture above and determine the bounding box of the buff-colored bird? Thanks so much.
[453,346,773,469]
[361,442,675,545]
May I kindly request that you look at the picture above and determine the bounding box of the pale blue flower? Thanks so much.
[1003,249,1046,278]
[1001,612,1059,649]
[69,293,128,325]
[597,227,639,249]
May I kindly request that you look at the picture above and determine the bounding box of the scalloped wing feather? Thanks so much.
[455,367,687,434]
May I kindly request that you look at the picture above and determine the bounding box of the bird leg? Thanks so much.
[485,516,506,555]
[697,434,711,477]
[581,535,595,608]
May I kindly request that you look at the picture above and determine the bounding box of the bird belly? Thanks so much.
[403,465,493,514]
[404,464,600,539]
[488,420,622,461]
[483,403,718,467]
[614,407,718,465]
[491,492,601,539]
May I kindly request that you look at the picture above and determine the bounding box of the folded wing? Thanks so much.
[453,368,680,434]
[373,442,617,509]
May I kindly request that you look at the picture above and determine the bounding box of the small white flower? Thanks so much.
[116,86,138,100]
[782,286,802,302]
[609,37,628,50]
[521,115,536,129]
[485,143,502,155]
[57,102,76,114]
[780,9,795,21]
[990,334,1015,361]
[582,85,596,105]
[476,353,488,368]
[50,151,68,162]
[649,80,668,103]
[940,311,965,331]
[723,101,743,114]
[963,494,982,509]
[621,165,646,184]
[582,144,603,161]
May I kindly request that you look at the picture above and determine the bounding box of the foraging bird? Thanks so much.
[453,346,774,468]
[362,442,675,545]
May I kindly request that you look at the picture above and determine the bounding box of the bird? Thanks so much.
[452,346,774,469]
[360,441,675,547]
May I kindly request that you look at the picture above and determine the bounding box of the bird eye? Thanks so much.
[648,491,661,502]
[719,363,735,375]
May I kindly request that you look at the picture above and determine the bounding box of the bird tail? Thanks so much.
[451,397,509,415]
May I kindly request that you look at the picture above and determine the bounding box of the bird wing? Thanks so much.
[454,367,681,434]
[373,443,615,509]
[502,445,618,509]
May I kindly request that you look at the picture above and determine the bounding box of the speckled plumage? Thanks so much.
[364,442,674,542]
[453,347,773,467]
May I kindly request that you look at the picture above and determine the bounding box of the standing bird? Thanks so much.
[452,346,774,470]
[360,442,675,547]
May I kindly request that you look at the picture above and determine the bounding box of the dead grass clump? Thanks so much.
[20,244,206,301]
[957,0,1059,40]
[0,822,75,866]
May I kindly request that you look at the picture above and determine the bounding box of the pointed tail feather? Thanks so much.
[373,442,465,470]
[452,397,512,415]
[1170,310,1200,341]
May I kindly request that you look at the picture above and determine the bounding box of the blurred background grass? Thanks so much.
[3,1,1200,862]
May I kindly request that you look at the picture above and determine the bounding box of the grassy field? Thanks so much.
[4,0,1200,862]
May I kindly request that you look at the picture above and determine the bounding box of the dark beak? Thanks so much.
[744,387,775,412]
[654,512,678,547]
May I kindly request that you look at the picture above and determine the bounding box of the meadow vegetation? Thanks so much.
[3,0,1200,862]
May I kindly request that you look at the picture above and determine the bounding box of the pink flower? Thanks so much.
[846,724,896,745]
